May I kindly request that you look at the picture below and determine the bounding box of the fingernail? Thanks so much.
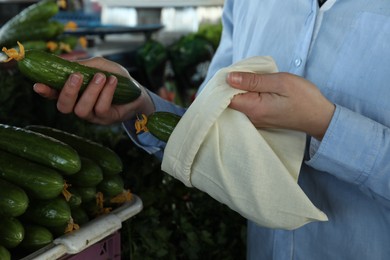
[108,75,117,85]
[70,73,82,86]
[94,73,105,84]
[228,72,242,85]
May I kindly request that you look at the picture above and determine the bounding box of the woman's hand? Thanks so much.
[33,57,155,125]
[227,71,335,140]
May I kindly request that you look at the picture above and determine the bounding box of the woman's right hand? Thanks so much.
[33,57,155,125]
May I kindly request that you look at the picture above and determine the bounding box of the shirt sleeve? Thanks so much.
[306,104,390,207]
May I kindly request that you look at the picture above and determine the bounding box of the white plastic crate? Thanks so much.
[21,195,143,260]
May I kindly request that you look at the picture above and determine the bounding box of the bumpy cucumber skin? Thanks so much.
[0,150,65,200]
[97,175,124,198]
[23,197,71,228]
[0,124,81,174]
[73,186,97,202]
[68,187,82,209]
[19,224,53,252]
[0,217,24,249]
[147,112,181,142]
[27,125,123,175]
[67,157,104,187]
[0,178,29,217]
[19,50,141,104]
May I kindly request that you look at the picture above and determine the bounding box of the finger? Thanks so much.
[57,73,83,114]
[227,71,283,93]
[93,75,117,116]
[33,83,59,99]
[73,72,106,118]
[229,92,263,115]
[77,57,130,78]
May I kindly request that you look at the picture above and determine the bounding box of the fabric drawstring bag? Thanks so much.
[161,56,328,229]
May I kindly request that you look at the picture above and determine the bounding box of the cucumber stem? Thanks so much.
[2,41,25,62]
[135,114,149,133]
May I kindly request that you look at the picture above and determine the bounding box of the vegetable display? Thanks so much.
[0,0,62,48]
[0,124,81,174]
[26,125,123,175]
[0,124,132,258]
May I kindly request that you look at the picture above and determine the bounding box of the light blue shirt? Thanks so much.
[124,0,390,259]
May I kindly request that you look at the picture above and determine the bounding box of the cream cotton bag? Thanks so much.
[161,56,328,229]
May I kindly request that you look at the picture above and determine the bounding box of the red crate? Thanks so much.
[58,231,121,260]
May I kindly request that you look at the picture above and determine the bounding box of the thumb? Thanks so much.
[227,71,278,93]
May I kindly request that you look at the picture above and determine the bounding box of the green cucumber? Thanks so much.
[0,178,29,217]
[66,157,104,187]
[145,111,181,142]
[23,197,71,228]
[0,20,64,48]
[68,187,82,209]
[0,150,65,200]
[71,207,90,226]
[0,245,11,260]
[0,217,24,249]
[26,125,123,175]
[20,40,48,51]
[0,0,58,30]
[14,48,141,104]
[73,186,97,202]
[19,224,53,252]
[97,175,124,198]
[0,124,81,174]
[58,35,79,49]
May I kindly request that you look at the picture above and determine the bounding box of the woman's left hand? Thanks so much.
[227,71,335,140]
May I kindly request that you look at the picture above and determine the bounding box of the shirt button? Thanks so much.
[294,58,302,67]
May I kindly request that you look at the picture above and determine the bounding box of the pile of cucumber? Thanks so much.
[0,0,82,53]
[0,124,129,260]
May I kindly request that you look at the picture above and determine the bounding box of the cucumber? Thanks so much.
[4,44,141,104]
[68,187,82,209]
[0,150,65,200]
[0,178,29,217]
[0,124,81,174]
[97,175,124,198]
[0,217,24,249]
[0,20,64,48]
[19,224,53,252]
[138,111,181,142]
[82,200,100,218]
[26,125,123,175]
[73,186,97,202]
[71,207,90,226]
[66,157,104,187]
[58,35,79,49]
[21,40,48,51]
[23,197,72,228]
[0,245,11,260]
[0,0,58,30]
